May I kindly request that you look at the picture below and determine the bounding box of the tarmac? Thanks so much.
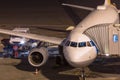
[0,57,120,80]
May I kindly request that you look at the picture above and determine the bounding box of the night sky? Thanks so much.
[0,0,119,9]
[0,0,61,9]
[0,0,119,25]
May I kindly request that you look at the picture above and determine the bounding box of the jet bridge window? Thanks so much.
[70,42,77,47]
[78,42,86,47]
[113,34,118,43]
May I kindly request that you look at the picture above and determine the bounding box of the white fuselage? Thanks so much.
[75,5,119,33]
[63,5,119,68]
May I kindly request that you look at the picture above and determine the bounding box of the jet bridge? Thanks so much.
[84,24,120,56]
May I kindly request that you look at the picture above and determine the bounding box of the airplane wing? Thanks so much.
[62,3,95,11]
[0,29,63,45]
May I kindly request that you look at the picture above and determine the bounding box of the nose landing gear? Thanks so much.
[79,68,86,80]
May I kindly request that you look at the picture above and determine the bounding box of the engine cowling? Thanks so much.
[28,47,48,67]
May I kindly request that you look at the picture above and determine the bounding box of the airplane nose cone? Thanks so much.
[64,47,97,68]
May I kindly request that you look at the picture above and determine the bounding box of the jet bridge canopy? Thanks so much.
[84,24,120,56]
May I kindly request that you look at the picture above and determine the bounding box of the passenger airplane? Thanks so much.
[0,0,119,79]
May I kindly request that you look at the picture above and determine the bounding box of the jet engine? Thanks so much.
[28,47,48,67]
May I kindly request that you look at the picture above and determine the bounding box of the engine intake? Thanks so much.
[28,47,48,67]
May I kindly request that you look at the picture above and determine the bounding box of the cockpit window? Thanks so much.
[90,41,95,46]
[78,42,86,47]
[70,42,77,47]
[65,41,70,46]
[65,40,93,48]
[86,41,91,47]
